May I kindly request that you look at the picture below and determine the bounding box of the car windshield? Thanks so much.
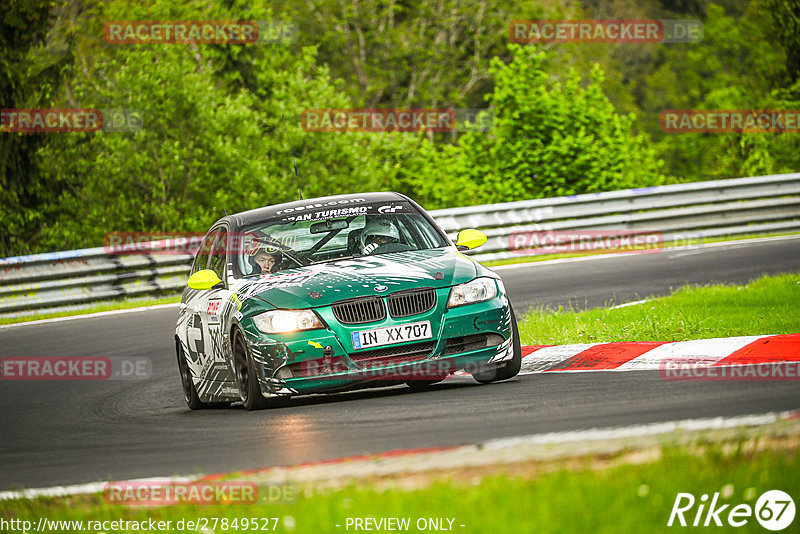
[234,200,449,278]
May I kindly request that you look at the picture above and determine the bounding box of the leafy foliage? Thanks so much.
[2,0,798,255]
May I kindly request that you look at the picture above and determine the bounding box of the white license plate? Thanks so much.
[351,321,432,350]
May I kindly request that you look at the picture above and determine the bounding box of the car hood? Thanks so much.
[234,248,479,309]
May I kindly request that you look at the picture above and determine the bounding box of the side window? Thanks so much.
[208,229,228,282]
[190,230,218,275]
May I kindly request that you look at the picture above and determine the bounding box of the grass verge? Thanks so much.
[0,295,181,326]
[518,272,800,345]
[1,435,797,533]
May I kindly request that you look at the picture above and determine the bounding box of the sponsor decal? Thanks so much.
[473,317,499,330]
[245,271,317,294]
[220,385,239,396]
[327,256,434,279]
[280,205,369,222]
[206,298,222,325]
[378,205,402,214]
[275,198,367,215]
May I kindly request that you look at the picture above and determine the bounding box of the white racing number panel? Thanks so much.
[351,321,432,350]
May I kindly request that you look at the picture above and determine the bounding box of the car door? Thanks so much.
[194,226,237,387]
[180,228,218,379]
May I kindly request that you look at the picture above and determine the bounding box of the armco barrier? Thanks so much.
[1,173,799,318]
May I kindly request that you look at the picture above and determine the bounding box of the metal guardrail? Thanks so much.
[1,173,799,318]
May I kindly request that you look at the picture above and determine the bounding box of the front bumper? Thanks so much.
[243,294,513,397]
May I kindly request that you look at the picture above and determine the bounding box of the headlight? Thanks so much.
[447,277,498,308]
[253,309,323,333]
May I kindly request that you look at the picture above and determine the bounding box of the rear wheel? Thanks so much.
[234,329,269,410]
[472,306,522,384]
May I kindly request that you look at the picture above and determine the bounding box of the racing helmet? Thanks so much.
[360,219,400,253]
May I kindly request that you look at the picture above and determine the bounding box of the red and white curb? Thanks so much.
[516,333,800,374]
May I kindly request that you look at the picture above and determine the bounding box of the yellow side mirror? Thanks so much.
[187,269,223,290]
[455,229,487,251]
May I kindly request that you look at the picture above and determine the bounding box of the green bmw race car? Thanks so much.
[175,192,521,410]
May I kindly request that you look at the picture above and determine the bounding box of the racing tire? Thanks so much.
[234,329,269,411]
[472,306,522,384]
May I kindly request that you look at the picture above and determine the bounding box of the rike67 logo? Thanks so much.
[668,490,795,530]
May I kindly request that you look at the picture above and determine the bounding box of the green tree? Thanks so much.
[0,0,74,256]
[437,45,665,204]
[33,0,443,251]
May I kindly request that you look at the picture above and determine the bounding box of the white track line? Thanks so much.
[0,302,180,329]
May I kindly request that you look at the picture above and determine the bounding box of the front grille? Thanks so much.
[349,341,436,369]
[387,288,436,318]
[332,297,386,324]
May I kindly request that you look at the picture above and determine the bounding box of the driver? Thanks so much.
[248,247,281,275]
[360,219,401,255]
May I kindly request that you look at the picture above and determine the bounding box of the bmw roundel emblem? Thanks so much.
[374,285,388,292]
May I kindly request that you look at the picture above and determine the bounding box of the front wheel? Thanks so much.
[472,306,522,384]
[233,329,269,410]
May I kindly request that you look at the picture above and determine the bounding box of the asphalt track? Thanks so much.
[2,236,800,490]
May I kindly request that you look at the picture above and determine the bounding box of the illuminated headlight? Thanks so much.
[253,309,323,334]
[447,277,498,308]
